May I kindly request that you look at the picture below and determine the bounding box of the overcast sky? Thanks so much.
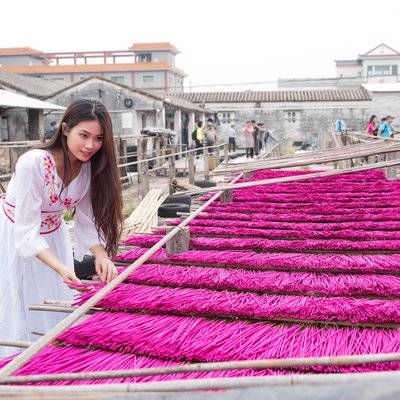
[2,0,400,91]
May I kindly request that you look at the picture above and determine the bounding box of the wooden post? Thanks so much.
[137,137,149,198]
[155,137,162,176]
[220,189,233,203]
[166,227,190,254]
[119,137,128,179]
[141,160,150,197]
[215,144,221,166]
[224,143,229,165]
[188,151,195,185]
[385,152,398,180]
[203,147,210,180]
[168,151,176,194]
[137,137,143,184]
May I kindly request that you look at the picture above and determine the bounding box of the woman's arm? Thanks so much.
[74,189,118,283]
[36,248,81,286]
[13,152,81,288]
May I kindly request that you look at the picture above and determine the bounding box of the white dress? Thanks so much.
[0,149,103,357]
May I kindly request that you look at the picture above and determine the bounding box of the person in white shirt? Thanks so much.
[0,99,123,356]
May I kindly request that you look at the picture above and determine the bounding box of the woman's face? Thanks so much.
[64,120,103,162]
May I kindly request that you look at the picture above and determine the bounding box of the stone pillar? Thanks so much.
[156,108,166,129]
[188,112,195,147]
[28,109,44,141]
[131,110,139,135]
[174,109,182,147]
[166,227,190,254]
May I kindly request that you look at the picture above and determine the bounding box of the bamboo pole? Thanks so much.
[0,173,243,378]
[2,370,400,394]
[0,340,33,349]
[213,142,400,174]
[2,352,400,384]
[29,303,400,330]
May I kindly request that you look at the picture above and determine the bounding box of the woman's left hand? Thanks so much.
[94,257,118,283]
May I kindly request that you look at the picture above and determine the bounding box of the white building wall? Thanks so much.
[336,64,362,78]
[134,71,165,89]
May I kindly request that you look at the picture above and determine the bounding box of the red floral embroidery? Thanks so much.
[43,154,59,206]
[41,214,62,232]
[63,197,79,209]
[43,154,80,210]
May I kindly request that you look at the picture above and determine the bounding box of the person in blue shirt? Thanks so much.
[378,115,397,140]
[334,118,346,134]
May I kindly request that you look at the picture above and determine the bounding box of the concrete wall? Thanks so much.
[206,100,372,147]
[369,91,400,123]
[336,64,362,78]
[0,109,28,141]
[28,70,167,89]
[102,72,133,86]
[134,71,165,89]
[0,55,43,66]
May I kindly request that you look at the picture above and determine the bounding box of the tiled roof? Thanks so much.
[130,42,179,54]
[0,62,187,76]
[0,47,45,57]
[0,71,67,98]
[171,89,372,103]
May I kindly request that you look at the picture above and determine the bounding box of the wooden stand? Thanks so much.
[166,226,190,254]
[220,189,233,203]
[188,151,195,185]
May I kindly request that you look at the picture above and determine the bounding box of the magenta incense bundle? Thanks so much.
[56,312,400,373]
[75,282,400,326]
[116,247,400,275]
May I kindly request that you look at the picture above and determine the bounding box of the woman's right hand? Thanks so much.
[59,267,82,289]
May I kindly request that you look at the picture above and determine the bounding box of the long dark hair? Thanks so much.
[40,99,122,256]
[368,115,377,124]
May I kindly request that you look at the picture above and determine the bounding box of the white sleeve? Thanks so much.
[14,152,50,259]
[73,189,104,261]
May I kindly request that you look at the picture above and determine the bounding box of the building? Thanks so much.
[173,89,372,145]
[0,43,186,91]
[279,43,400,90]
[0,71,66,141]
[43,76,208,148]
[336,43,400,84]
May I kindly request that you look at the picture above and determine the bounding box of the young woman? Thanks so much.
[365,115,378,136]
[0,99,123,356]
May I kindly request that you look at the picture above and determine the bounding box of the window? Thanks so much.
[142,75,154,84]
[0,117,9,141]
[138,53,152,62]
[374,65,391,76]
[219,112,235,123]
[110,75,126,84]
[286,111,296,123]
[367,65,397,77]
